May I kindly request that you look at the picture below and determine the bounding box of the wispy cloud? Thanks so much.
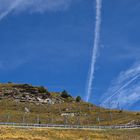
[101,62,140,109]
[0,0,22,20]
[0,0,74,20]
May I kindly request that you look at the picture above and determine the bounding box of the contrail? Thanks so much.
[0,0,22,21]
[101,73,140,106]
[86,0,102,102]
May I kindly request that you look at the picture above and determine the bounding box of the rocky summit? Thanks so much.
[0,83,77,105]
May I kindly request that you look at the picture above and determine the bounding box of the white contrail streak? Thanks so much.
[86,0,102,102]
[101,73,140,106]
[0,0,22,21]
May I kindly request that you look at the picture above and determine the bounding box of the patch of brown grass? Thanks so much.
[0,127,140,140]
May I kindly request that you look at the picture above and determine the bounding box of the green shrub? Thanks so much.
[61,90,71,98]
[76,96,81,102]
[38,86,47,93]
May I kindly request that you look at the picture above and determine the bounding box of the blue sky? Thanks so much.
[0,0,140,110]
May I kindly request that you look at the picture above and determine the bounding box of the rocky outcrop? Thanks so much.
[0,83,65,105]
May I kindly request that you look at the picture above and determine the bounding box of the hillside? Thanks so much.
[0,83,140,126]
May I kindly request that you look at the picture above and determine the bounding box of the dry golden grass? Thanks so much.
[0,127,140,140]
[0,99,140,126]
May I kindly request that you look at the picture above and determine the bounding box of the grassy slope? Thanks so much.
[0,83,140,126]
[0,98,140,126]
[0,127,140,140]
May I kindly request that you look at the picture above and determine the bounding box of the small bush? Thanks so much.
[61,90,71,98]
[76,96,81,102]
[7,81,12,84]
[119,110,123,113]
[38,86,47,93]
